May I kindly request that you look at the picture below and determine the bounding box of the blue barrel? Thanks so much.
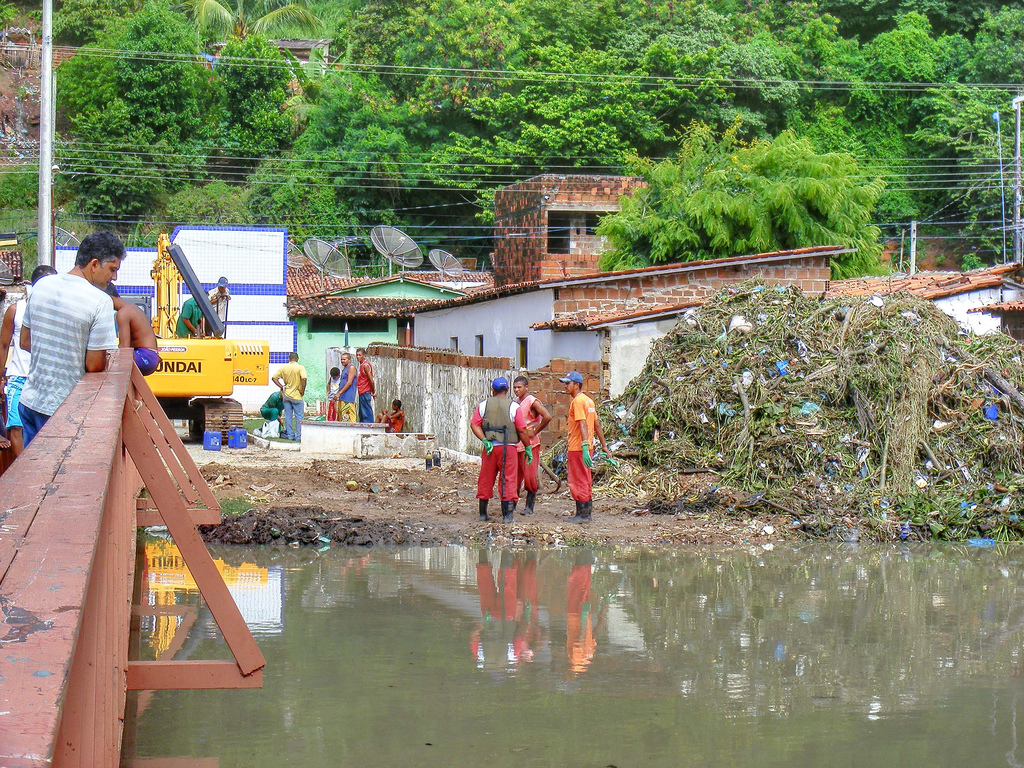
[203,430,222,451]
[228,427,248,449]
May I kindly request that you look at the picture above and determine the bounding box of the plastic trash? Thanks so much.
[899,522,911,540]
[967,538,996,548]
[774,360,789,376]
[984,403,998,420]
[868,296,884,308]
[799,401,821,416]
[741,370,754,389]
[796,339,809,358]
[728,314,754,334]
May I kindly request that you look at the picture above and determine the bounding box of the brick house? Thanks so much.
[493,174,644,286]
[412,245,839,398]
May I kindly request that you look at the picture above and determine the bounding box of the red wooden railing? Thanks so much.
[0,350,264,768]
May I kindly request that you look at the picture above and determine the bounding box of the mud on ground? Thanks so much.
[196,450,790,549]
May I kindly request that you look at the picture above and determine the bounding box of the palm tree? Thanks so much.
[185,0,321,40]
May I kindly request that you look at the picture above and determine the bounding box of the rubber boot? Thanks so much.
[478,499,488,522]
[567,501,585,523]
[521,491,536,516]
[501,500,515,523]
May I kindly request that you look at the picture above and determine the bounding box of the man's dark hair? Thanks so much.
[330,367,340,377]
[30,265,57,284]
[513,375,528,386]
[289,352,299,361]
[75,231,125,268]
[356,347,366,355]
[393,399,402,409]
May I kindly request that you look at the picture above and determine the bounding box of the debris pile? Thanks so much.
[603,281,1024,541]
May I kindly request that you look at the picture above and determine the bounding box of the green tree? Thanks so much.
[165,181,250,223]
[184,0,319,39]
[597,123,885,278]
[219,35,292,157]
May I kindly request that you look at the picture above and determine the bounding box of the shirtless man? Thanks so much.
[107,286,161,375]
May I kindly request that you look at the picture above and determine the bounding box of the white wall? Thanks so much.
[935,288,1003,335]
[608,318,679,398]
[415,290,556,366]
[550,329,602,363]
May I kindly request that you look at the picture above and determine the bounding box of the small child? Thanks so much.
[326,367,342,421]
[378,399,404,433]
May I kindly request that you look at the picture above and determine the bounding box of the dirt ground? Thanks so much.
[192,446,791,549]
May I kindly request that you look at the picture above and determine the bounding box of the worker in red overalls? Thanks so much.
[512,375,552,515]
[470,377,533,523]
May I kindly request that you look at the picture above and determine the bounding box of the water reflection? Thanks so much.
[127,543,1024,768]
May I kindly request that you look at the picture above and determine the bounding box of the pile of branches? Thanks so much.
[603,281,1024,540]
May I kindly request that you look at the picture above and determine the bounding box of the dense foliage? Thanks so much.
[52,0,1024,270]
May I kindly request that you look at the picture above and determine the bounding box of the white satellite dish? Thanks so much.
[287,241,307,270]
[303,237,351,281]
[54,227,80,248]
[428,248,464,279]
[370,225,423,275]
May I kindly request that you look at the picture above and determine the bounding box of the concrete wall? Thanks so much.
[608,317,679,398]
[935,288,1002,335]
[415,290,556,366]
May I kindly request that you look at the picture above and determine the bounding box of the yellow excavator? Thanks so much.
[146,233,270,439]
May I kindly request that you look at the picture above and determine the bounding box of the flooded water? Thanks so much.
[125,539,1024,767]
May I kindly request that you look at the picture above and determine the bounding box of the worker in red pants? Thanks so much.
[471,377,533,523]
[560,371,610,522]
[512,375,552,515]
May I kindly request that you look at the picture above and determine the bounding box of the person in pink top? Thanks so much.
[512,375,552,515]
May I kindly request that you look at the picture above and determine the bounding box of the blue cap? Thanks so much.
[217,276,228,287]
[491,377,509,391]
[559,371,583,384]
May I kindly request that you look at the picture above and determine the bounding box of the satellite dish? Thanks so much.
[370,225,423,273]
[303,237,351,281]
[54,227,80,248]
[287,241,307,270]
[428,248,464,279]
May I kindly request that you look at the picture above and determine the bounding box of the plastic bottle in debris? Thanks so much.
[425,449,433,469]
[433,449,442,468]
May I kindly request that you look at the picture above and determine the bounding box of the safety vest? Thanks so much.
[481,396,518,444]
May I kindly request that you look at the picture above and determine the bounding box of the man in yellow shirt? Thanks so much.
[272,352,307,441]
[560,371,610,522]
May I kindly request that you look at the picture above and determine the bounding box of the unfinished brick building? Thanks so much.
[493,174,644,286]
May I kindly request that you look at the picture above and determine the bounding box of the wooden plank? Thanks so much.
[121,403,265,678]
[130,367,219,511]
[126,661,262,691]
[136,506,222,527]
[135,402,199,504]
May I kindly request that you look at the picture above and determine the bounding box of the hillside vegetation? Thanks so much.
[19,0,1024,271]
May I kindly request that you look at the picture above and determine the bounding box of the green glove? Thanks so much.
[596,450,618,467]
[582,445,593,468]
[481,439,494,455]
[525,445,534,465]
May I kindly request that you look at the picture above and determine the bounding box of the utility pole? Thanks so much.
[994,110,1007,263]
[37,0,53,267]
[1012,95,1024,265]
[909,220,917,276]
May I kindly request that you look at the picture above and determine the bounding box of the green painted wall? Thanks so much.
[295,316,400,407]
[334,279,460,300]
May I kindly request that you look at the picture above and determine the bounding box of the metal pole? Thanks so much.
[909,220,917,276]
[37,0,53,267]
[1012,95,1024,264]
[995,110,1007,263]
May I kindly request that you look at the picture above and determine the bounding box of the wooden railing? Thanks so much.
[0,350,264,768]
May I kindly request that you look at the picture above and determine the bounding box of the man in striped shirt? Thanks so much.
[19,232,122,447]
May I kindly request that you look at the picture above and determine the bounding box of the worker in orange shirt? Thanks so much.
[560,371,610,523]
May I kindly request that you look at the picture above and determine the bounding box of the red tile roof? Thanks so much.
[827,264,1020,301]
[967,301,1024,315]
[531,301,703,330]
[412,245,845,313]
[286,264,495,298]
[287,295,430,319]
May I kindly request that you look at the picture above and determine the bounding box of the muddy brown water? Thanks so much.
[124,540,1024,767]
